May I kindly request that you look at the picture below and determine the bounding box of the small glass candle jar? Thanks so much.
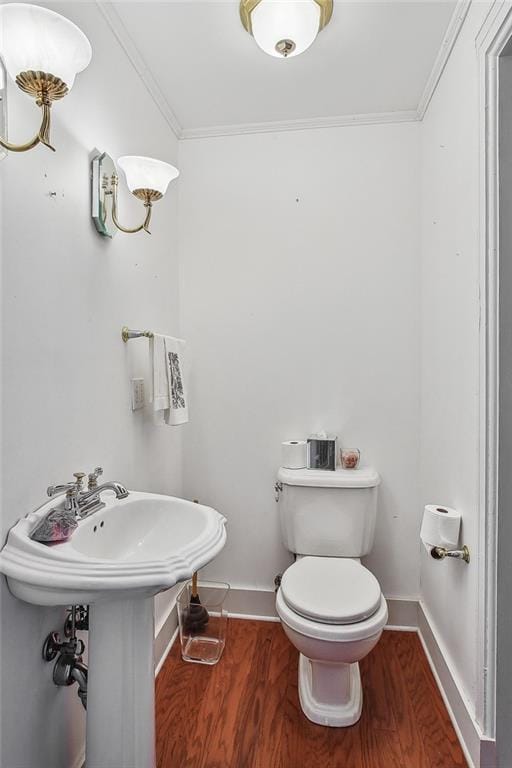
[340,449,360,470]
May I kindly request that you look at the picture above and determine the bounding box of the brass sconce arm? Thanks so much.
[112,198,152,234]
[108,175,158,235]
[0,98,53,152]
[0,71,68,153]
[91,152,178,238]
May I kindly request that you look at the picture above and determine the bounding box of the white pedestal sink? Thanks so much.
[0,491,227,768]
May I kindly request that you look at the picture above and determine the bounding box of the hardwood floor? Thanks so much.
[156,620,467,768]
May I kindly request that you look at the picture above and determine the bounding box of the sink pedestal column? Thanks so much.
[86,596,156,768]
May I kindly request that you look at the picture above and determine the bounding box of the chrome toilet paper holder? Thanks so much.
[430,545,470,564]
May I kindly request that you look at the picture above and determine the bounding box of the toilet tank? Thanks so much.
[277,466,380,557]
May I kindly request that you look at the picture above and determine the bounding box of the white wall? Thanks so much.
[0,4,181,767]
[419,0,492,732]
[179,122,421,599]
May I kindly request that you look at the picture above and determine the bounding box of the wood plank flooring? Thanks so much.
[156,620,467,768]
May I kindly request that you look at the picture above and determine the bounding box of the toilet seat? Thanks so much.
[280,557,381,625]
[276,587,388,642]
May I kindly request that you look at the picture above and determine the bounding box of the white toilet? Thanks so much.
[275,465,387,727]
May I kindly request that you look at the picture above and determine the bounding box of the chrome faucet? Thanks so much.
[77,480,129,517]
[47,468,129,520]
[47,472,87,518]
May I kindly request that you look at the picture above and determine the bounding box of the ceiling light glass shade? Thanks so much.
[251,0,321,58]
[118,156,180,196]
[0,4,92,89]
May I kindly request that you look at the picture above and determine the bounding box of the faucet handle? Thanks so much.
[47,472,86,498]
[87,467,103,490]
[47,483,75,497]
[73,472,86,491]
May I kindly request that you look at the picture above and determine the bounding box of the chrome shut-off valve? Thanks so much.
[42,606,89,709]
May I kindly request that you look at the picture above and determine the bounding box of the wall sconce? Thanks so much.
[91,152,180,237]
[0,3,92,153]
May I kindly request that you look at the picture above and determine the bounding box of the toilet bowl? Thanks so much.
[275,463,384,727]
[276,556,388,727]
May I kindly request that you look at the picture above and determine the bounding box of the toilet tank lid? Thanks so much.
[277,466,380,489]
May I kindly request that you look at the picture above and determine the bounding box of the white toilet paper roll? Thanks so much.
[420,505,461,550]
[281,440,307,469]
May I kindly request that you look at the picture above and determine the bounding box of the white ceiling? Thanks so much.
[108,0,458,135]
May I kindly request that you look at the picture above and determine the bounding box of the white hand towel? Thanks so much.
[164,336,189,426]
[150,334,170,414]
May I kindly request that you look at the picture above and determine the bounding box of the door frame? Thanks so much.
[477,0,512,741]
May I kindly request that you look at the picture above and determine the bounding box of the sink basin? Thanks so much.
[72,495,216,562]
[0,490,227,768]
[0,491,227,605]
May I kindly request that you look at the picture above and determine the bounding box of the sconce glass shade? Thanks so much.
[251,0,321,58]
[118,156,180,196]
[0,4,92,89]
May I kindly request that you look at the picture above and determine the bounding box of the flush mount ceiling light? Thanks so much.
[91,152,180,238]
[0,3,92,153]
[240,0,333,58]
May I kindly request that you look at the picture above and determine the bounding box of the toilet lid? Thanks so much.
[280,557,381,625]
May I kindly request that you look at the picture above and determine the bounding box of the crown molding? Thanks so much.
[475,0,509,54]
[416,0,472,120]
[180,110,419,141]
[96,0,470,141]
[96,1,183,139]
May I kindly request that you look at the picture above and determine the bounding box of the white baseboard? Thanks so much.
[418,602,496,768]
[226,587,279,619]
[151,590,420,675]
[226,587,418,628]
[155,623,179,676]
[154,600,180,675]
[384,596,419,629]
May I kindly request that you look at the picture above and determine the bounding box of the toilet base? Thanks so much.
[298,654,363,727]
